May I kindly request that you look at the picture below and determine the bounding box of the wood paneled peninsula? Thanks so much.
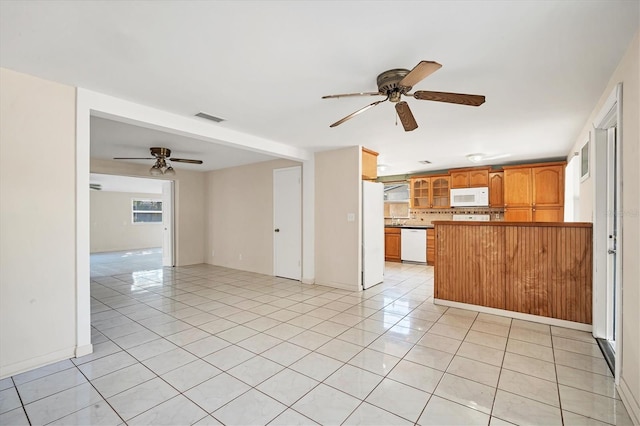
[433,221,592,328]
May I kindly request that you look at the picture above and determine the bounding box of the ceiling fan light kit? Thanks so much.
[323,60,485,131]
[114,147,203,176]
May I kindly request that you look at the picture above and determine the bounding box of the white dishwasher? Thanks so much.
[400,228,427,263]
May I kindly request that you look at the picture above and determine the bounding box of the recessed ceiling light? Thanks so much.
[467,153,511,163]
[466,153,485,163]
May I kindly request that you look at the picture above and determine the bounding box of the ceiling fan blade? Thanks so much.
[329,97,389,128]
[395,101,418,132]
[170,158,203,164]
[322,92,381,99]
[399,61,442,88]
[413,90,486,106]
[113,157,155,160]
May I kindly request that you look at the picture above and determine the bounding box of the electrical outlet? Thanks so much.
[347,213,355,222]
[239,254,243,261]
[211,250,215,257]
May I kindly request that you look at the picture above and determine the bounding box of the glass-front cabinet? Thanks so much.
[410,175,450,208]
[410,177,431,208]
[431,176,450,207]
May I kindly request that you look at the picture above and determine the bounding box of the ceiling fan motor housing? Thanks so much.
[376,69,411,102]
[150,147,171,158]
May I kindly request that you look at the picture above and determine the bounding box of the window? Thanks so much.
[384,182,410,219]
[132,199,162,223]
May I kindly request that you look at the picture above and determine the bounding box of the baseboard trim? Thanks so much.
[75,343,93,358]
[433,299,592,332]
[302,277,315,285]
[0,347,76,380]
[618,378,640,425]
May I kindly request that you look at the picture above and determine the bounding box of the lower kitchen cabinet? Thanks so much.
[384,227,401,262]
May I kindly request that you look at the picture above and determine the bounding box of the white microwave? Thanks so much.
[450,187,489,207]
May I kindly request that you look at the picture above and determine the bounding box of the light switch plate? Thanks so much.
[347,213,355,222]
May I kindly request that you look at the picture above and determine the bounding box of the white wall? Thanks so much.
[567,31,640,423]
[314,146,361,290]
[0,68,78,377]
[206,159,300,274]
[90,191,163,253]
[90,159,206,266]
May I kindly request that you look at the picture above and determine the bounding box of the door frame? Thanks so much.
[592,83,623,383]
[273,165,302,280]
[161,180,175,267]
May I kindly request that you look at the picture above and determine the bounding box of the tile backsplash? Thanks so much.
[385,208,504,226]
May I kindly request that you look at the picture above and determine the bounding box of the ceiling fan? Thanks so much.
[322,60,485,131]
[114,147,203,176]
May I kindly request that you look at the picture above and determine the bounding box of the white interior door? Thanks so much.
[273,166,301,280]
[592,84,622,382]
[605,127,619,352]
[161,180,174,267]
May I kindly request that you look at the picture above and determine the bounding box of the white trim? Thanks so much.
[593,84,620,128]
[0,347,76,380]
[75,343,93,358]
[591,82,623,385]
[434,299,592,332]
[75,89,92,359]
[302,159,315,285]
[618,378,640,426]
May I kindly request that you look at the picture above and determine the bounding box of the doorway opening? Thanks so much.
[89,173,174,278]
[592,83,622,380]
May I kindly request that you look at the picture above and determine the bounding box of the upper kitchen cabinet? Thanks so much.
[361,147,379,180]
[410,175,450,209]
[503,167,532,207]
[503,162,565,222]
[431,176,450,208]
[489,171,504,207]
[410,177,430,208]
[450,167,490,188]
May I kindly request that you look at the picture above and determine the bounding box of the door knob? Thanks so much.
[274,228,280,233]
[608,249,616,254]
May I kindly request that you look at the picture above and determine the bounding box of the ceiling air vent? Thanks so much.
[418,160,432,164]
[195,112,225,123]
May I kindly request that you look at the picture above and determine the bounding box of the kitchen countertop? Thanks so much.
[385,224,434,229]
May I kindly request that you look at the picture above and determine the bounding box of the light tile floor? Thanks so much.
[0,252,634,425]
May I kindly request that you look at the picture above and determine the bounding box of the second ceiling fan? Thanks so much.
[322,60,485,131]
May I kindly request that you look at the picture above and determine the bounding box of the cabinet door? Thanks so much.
[489,171,504,207]
[431,176,450,208]
[469,169,489,187]
[411,178,430,208]
[361,148,378,180]
[504,207,532,222]
[450,171,469,188]
[504,168,532,207]
[384,230,402,262]
[533,165,564,207]
[533,207,564,222]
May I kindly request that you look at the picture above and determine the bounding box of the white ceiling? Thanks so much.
[90,173,164,194]
[90,116,279,171]
[1,1,638,176]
